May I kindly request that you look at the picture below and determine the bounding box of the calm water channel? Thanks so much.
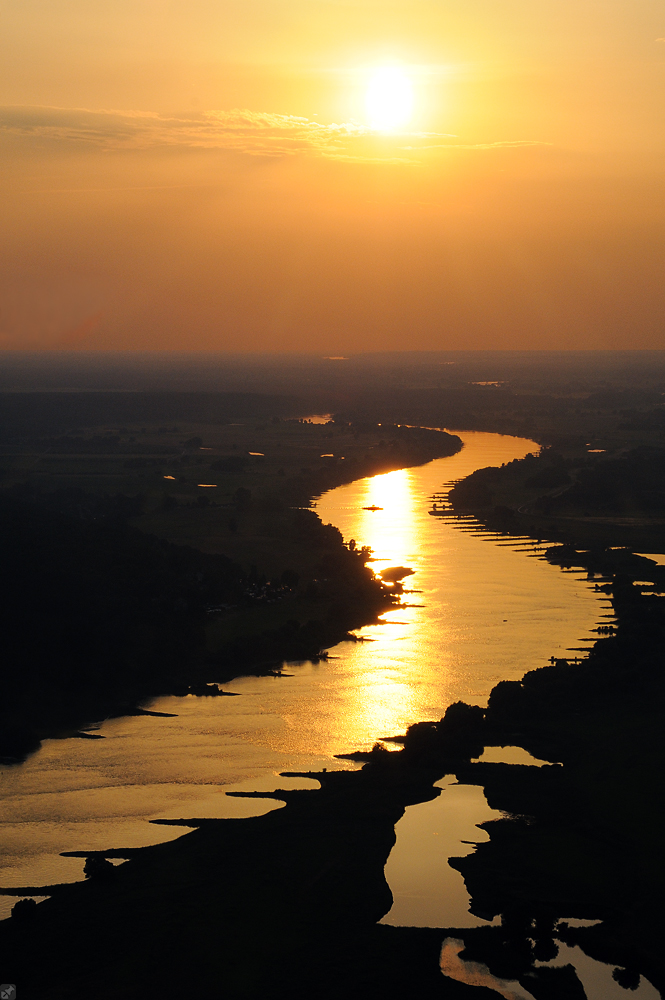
[1,432,605,924]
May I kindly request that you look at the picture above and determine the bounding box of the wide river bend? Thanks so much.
[0,432,604,925]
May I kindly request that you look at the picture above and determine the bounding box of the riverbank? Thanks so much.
[4,538,656,997]
[0,705,507,1000]
[415,455,665,993]
[0,432,623,999]
[5,414,663,996]
[0,414,461,762]
[445,443,665,553]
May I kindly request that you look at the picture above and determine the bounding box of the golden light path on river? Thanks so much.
[312,431,600,746]
[0,432,605,917]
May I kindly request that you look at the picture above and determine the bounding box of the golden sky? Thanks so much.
[1,0,664,351]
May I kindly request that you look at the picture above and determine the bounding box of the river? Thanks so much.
[0,431,603,924]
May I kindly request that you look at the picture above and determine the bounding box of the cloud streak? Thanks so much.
[0,105,377,158]
[401,140,551,150]
[0,105,549,161]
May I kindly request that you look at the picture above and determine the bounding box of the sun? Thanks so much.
[365,67,414,131]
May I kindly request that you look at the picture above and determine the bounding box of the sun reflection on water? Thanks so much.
[331,466,429,742]
[358,468,418,567]
[313,432,605,753]
[0,433,606,902]
[345,672,418,746]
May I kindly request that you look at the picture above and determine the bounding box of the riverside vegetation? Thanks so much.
[3,543,662,998]
[2,375,665,998]
[424,441,665,994]
[0,394,461,760]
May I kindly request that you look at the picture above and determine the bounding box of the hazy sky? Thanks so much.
[1,0,664,351]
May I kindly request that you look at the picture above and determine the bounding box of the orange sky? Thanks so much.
[1,0,664,351]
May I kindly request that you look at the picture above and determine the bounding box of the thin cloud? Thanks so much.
[401,140,551,151]
[0,105,374,158]
[0,105,549,161]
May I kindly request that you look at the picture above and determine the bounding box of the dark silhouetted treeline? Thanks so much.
[0,391,307,438]
[0,488,398,761]
[535,446,665,515]
[3,520,665,996]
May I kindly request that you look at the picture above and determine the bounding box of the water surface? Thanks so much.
[0,432,603,919]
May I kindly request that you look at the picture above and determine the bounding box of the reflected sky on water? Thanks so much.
[382,777,503,929]
[0,432,604,915]
[312,431,601,743]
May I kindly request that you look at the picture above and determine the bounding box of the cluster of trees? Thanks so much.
[447,446,665,517]
[535,446,665,515]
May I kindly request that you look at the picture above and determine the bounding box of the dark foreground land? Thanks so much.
[2,539,663,997]
[2,359,665,998]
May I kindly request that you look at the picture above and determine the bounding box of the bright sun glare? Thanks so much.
[365,67,413,131]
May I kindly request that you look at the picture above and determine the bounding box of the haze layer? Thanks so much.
[1,0,664,351]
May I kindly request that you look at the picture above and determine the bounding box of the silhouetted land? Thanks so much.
[446,444,665,551]
[426,456,665,993]
[2,360,665,997]
[3,541,663,996]
[0,400,460,759]
[0,709,497,999]
[446,541,665,996]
